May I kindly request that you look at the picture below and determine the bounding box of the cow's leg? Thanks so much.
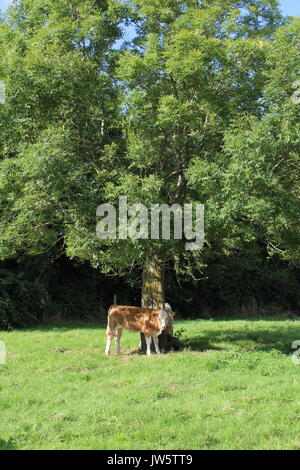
[145,336,152,356]
[105,327,114,355]
[115,328,122,354]
[153,336,160,354]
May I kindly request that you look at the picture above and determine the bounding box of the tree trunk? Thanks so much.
[141,257,165,310]
[140,257,173,353]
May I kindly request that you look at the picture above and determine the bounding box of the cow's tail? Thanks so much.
[106,305,113,335]
[107,305,118,337]
[108,305,113,314]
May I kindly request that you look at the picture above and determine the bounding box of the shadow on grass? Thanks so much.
[182,335,223,352]
[182,324,300,355]
[0,438,16,450]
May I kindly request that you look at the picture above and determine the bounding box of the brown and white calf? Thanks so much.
[105,305,175,356]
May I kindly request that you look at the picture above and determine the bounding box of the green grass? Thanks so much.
[1,318,300,450]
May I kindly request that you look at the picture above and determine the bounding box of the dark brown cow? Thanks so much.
[105,305,175,356]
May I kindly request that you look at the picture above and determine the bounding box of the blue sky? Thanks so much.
[1,0,10,11]
[0,0,299,16]
[281,0,300,16]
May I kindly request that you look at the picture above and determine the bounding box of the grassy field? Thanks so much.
[1,318,300,450]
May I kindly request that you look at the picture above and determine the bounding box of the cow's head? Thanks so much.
[156,310,175,330]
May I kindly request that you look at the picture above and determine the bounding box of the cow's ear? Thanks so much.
[168,312,175,317]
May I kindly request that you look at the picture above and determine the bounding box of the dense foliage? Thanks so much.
[0,0,299,327]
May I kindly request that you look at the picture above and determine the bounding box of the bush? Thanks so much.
[0,265,49,329]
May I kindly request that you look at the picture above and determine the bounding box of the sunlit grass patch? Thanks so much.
[0,318,300,449]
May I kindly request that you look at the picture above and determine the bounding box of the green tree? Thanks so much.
[0,0,289,328]
[221,18,300,260]
[0,0,125,258]
[86,0,284,311]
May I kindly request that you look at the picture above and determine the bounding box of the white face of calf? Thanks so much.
[158,310,172,331]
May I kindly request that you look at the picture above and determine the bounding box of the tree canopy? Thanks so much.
[0,0,299,316]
